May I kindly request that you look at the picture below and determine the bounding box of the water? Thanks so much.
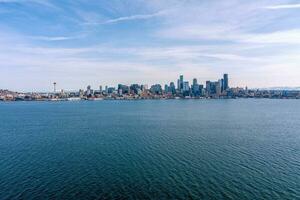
[0,99,299,199]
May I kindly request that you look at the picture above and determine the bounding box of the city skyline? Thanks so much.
[1,0,300,91]
[2,73,300,101]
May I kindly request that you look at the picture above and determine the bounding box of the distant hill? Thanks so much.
[258,87,300,91]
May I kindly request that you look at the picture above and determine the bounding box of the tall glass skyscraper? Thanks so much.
[180,75,184,91]
[223,74,229,90]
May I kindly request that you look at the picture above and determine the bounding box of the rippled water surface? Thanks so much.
[0,100,300,199]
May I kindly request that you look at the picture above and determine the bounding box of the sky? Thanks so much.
[0,0,300,92]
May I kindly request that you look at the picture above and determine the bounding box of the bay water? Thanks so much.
[0,99,299,199]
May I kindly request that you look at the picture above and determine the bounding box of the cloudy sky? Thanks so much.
[0,0,300,91]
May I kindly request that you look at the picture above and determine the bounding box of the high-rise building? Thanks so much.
[130,84,141,94]
[118,84,129,94]
[164,84,169,93]
[206,81,220,96]
[193,78,197,85]
[150,84,162,95]
[183,81,190,96]
[216,80,222,96]
[169,82,176,94]
[118,88,123,95]
[53,82,57,93]
[206,81,211,95]
[99,85,102,93]
[86,85,92,96]
[180,75,184,89]
[183,81,189,91]
[221,79,224,92]
[192,78,200,96]
[86,85,94,97]
[199,85,204,96]
[223,74,229,90]
[107,87,115,94]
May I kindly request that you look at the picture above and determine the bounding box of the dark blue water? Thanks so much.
[0,100,299,199]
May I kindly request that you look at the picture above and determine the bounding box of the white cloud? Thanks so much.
[104,11,165,24]
[243,29,300,44]
[157,24,241,41]
[158,24,300,44]
[154,1,300,45]
[0,0,57,8]
[83,10,167,25]
[265,4,300,9]
[28,36,80,41]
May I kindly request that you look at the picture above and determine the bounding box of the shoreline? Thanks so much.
[1,97,299,102]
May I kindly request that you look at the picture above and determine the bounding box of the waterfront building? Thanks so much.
[221,79,224,92]
[183,81,190,92]
[107,87,115,94]
[79,89,84,98]
[199,85,204,96]
[53,82,57,93]
[86,85,92,97]
[180,75,184,91]
[141,84,148,92]
[164,84,169,93]
[216,80,222,96]
[206,81,219,97]
[118,88,123,95]
[193,78,197,86]
[130,84,141,94]
[169,82,176,94]
[183,81,190,96]
[150,84,162,95]
[118,84,129,94]
[192,78,200,96]
[206,81,211,96]
[224,74,229,91]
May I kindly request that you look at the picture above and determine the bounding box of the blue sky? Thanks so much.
[0,0,300,91]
